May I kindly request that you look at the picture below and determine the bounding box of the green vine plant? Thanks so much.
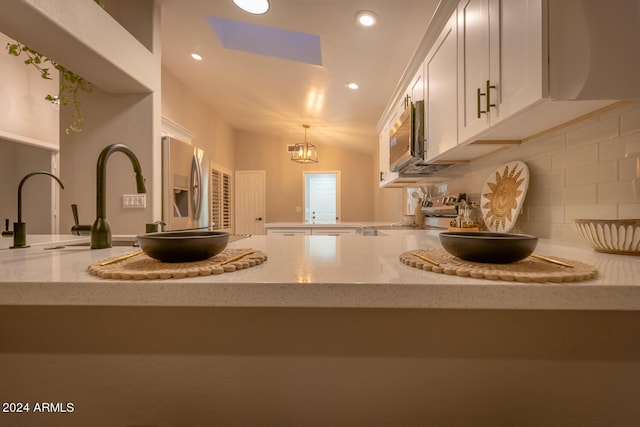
[6,42,92,134]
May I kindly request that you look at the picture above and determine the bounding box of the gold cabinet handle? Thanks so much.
[486,80,496,112]
[476,87,487,118]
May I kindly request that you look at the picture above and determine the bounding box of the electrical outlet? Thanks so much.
[122,194,146,209]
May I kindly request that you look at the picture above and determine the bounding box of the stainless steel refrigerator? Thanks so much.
[161,137,210,231]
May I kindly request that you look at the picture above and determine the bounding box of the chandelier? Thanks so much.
[291,124,318,163]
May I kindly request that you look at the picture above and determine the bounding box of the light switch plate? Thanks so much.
[122,194,146,209]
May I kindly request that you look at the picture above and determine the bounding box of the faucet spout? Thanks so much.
[91,144,147,249]
[12,171,64,249]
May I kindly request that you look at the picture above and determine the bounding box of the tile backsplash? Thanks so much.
[443,101,640,244]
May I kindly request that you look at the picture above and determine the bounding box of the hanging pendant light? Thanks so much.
[291,124,318,163]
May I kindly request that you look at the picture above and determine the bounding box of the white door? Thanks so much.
[304,172,340,223]
[235,170,266,235]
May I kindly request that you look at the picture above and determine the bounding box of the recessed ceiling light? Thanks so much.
[345,82,359,90]
[191,53,203,61]
[355,10,378,27]
[233,0,270,15]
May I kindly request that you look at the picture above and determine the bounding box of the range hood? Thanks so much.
[397,159,453,176]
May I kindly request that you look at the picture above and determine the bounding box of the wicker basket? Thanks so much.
[571,219,640,255]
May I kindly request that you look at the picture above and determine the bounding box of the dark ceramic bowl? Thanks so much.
[439,231,538,263]
[137,231,230,263]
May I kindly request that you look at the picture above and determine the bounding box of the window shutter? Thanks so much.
[210,164,233,232]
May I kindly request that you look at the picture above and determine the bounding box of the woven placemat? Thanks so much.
[89,248,267,280]
[400,248,597,283]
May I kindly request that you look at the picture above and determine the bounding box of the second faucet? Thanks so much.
[91,144,147,249]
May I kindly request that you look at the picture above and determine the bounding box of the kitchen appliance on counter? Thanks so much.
[162,137,210,231]
[389,99,453,176]
[421,193,465,217]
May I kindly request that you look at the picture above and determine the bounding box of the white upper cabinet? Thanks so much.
[457,0,543,143]
[409,67,424,103]
[457,0,492,140]
[425,11,458,162]
[378,0,639,185]
[378,122,394,186]
[378,99,403,187]
[431,0,638,162]
[493,0,543,120]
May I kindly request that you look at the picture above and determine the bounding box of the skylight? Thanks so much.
[206,16,323,66]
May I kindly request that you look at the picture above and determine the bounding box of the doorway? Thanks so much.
[235,170,266,235]
[303,171,340,223]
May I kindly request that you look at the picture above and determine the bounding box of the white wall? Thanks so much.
[374,183,404,223]
[378,102,640,241]
[234,129,376,223]
[0,30,60,234]
[55,1,162,236]
[59,89,158,235]
[443,101,640,243]
[161,66,235,172]
[0,31,59,147]
[0,141,56,234]
[0,2,162,238]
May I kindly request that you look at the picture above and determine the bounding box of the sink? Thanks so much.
[69,236,138,247]
[69,240,138,247]
[61,234,251,248]
[373,225,446,231]
[67,233,248,248]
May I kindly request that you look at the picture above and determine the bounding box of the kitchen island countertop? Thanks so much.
[0,233,89,250]
[264,218,451,230]
[1,230,639,310]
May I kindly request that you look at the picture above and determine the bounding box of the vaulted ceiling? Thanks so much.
[158,0,440,153]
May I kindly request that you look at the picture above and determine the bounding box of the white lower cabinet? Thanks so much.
[266,228,311,236]
[266,226,360,236]
[311,228,358,236]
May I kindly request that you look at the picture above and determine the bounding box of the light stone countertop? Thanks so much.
[1,230,640,310]
[0,233,90,249]
[264,218,451,229]
[264,221,385,228]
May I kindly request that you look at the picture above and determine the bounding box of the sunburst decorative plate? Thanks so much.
[480,161,530,233]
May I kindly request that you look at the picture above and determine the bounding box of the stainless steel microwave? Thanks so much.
[389,100,424,172]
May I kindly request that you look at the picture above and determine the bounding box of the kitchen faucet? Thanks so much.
[91,144,146,249]
[11,171,64,249]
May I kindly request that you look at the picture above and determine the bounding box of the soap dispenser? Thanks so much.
[2,219,13,237]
